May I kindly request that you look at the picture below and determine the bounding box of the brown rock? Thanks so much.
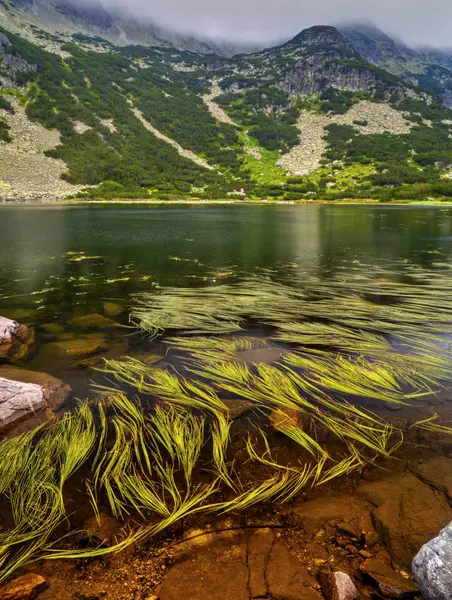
[267,541,323,600]
[81,514,122,547]
[414,457,452,500]
[358,473,451,569]
[0,317,34,362]
[222,399,253,420]
[39,323,65,335]
[157,532,249,600]
[319,571,362,600]
[0,573,48,600]
[68,314,119,329]
[0,366,70,410]
[236,346,286,364]
[103,302,125,318]
[283,494,374,538]
[360,559,418,599]
[247,529,275,598]
[269,406,303,430]
[41,338,109,359]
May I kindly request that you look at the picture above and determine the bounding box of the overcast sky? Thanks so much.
[101,0,452,48]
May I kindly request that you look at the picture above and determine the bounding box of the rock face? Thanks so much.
[358,473,451,569]
[0,366,70,431]
[412,522,452,600]
[0,573,48,600]
[0,316,34,362]
[284,55,383,96]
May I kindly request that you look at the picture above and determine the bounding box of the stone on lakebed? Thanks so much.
[0,365,70,432]
[319,571,362,600]
[40,336,110,359]
[68,313,119,329]
[0,573,48,600]
[103,301,125,318]
[412,522,452,600]
[0,316,35,362]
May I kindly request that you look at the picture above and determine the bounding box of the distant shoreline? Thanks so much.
[2,198,452,207]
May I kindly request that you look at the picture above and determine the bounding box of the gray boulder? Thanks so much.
[0,377,46,431]
[412,522,452,600]
[0,366,71,432]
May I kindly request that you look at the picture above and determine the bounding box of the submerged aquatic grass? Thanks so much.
[1,262,452,581]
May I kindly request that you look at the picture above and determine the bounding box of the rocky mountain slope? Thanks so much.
[2,3,452,201]
[0,0,258,54]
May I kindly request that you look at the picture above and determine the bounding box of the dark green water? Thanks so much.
[1,203,452,394]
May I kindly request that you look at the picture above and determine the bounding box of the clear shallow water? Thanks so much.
[1,203,452,395]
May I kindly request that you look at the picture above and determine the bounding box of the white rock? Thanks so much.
[0,376,46,430]
[0,316,18,343]
[412,522,452,600]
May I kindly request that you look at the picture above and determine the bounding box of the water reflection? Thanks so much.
[1,204,452,323]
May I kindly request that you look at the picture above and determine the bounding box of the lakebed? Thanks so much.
[0,204,451,600]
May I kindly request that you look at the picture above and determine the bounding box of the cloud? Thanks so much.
[100,0,452,48]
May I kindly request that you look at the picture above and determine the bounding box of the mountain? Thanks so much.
[2,7,452,203]
[0,0,258,54]
[340,24,452,107]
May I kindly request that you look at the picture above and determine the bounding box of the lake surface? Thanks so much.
[1,203,452,394]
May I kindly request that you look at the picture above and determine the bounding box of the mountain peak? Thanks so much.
[286,25,347,49]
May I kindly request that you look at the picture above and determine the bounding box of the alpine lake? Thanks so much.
[0,203,451,600]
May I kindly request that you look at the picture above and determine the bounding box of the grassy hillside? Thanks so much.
[2,25,452,201]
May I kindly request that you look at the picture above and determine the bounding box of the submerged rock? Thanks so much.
[412,522,452,600]
[415,456,452,500]
[80,514,122,548]
[269,406,303,431]
[360,559,418,598]
[319,571,362,600]
[68,314,119,329]
[0,573,48,600]
[40,337,109,359]
[283,494,374,538]
[157,529,322,600]
[39,323,65,335]
[357,473,451,569]
[102,301,125,318]
[266,541,323,600]
[222,399,253,420]
[0,366,70,431]
[0,316,34,362]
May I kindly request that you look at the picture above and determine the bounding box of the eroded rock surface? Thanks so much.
[358,473,451,569]
[157,529,322,600]
[415,456,452,500]
[412,522,452,600]
[283,494,374,538]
